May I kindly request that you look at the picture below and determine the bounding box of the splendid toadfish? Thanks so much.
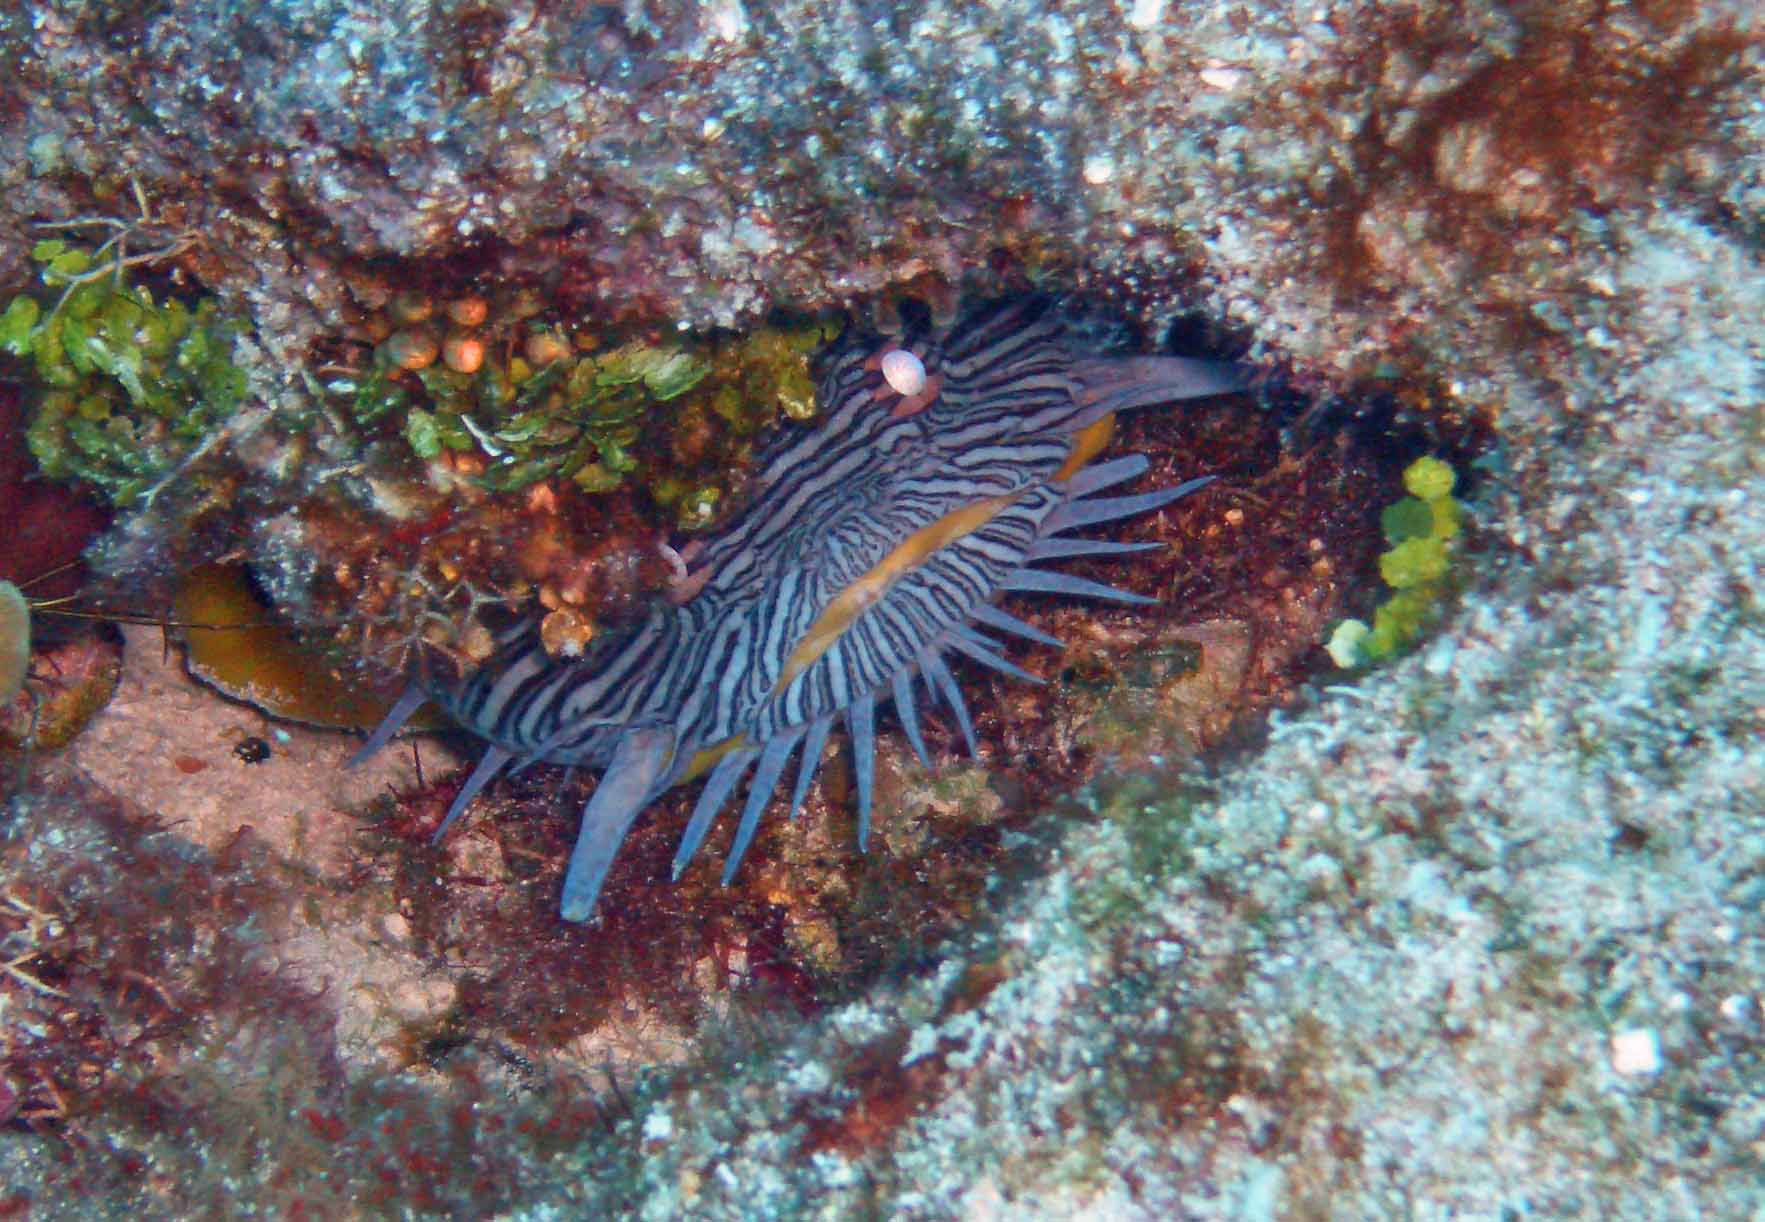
[352,295,1246,921]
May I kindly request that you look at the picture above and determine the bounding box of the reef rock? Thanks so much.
[1,0,1762,1216]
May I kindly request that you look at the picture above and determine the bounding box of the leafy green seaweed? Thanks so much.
[5,242,247,506]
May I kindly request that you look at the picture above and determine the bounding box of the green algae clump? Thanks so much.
[1379,536,1449,589]
[4,239,248,507]
[333,302,837,530]
[1327,455,1468,668]
[1402,454,1456,502]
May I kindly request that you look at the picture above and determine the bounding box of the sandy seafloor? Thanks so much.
[2,0,1764,1216]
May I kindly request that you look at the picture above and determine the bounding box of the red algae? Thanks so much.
[798,1031,949,1160]
[0,760,641,1216]
[1287,0,1755,314]
[0,384,109,602]
[355,760,833,1051]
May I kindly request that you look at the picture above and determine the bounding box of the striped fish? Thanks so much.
[352,296,1245,921]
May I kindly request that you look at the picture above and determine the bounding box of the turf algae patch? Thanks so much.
[0,621,122,760]
[0,760,658,1216]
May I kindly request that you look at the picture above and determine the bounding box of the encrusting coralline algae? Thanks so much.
[0,0,1761,1215]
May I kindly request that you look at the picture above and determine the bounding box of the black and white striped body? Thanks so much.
[352,296,1244,921]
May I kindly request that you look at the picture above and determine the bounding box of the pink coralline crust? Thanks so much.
[0,5,1736,350]
[0,1,1760,1214]
[0,0,1751,418]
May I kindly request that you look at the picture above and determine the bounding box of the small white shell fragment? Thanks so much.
[1610,1028,1661,1076]
[1199,65,1247,91]
[1127,0,1165,30]
[642,1109,675,1142]
[881,348,927,396]
[707,0,746,41]
[1082,154,1115,185]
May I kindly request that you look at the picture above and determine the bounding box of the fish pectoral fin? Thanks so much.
[559,726,677,923]
[345,684,431,769]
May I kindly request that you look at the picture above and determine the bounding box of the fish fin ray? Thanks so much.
[998,569,1158,605]
[787,715,834,822]
[921,649,977,757]
[970,602,1065,648]
[892,668,932,767]
[560,727,676,922]
[948,627,1046,685]
[1063,454,1150,498]
[722,726,806,886]
[672,746,758,880]
[346,685,431,769]
[431,746,513,842]
[1026,538,1164,562]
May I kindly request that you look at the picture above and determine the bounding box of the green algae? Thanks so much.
[4,239,247,507]
[335,310,837,528]
[1327,455,1468,668]
[5,229,839,533]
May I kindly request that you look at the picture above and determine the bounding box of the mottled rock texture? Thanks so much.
[1,1,1746,370]
[2,0,1763,1216]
